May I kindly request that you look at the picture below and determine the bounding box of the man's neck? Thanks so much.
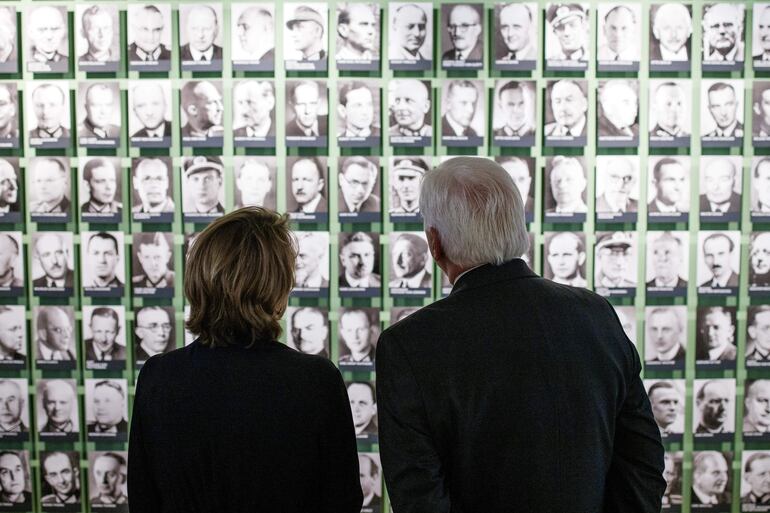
[195,200,218,213]
[93,275,116,287]
[88,48,111,61]
[302,42,323,58]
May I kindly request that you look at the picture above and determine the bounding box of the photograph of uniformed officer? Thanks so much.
[701,80,744,143]
[649,80,691,146]
[182,156,225,220]
[698,231,740,291]
[595,156,639,220]
[692,452,731,506]
[645,380,685,438]
[180,80,224,147]
[233,80,276,146]
[132,232,174,293]
[27,82,71,148]
[597,80,639,146]
[286,307,329,358]
[339,232,380,292]
[29,157,70,220]
[696,307,737,363]
[36,380,78,434]
[744,380,770,434]
[694,379,735,436]
[129,81,172,145]
[359,453,382,510]
[287,156,327,219]
[545,3,589,69]
[493,3,537,69]
[389,157,427,220]
[0,451,32,505]
[285,80,328,145]
[0,233,23,291]
[347,382,378,437]
[133,306,175,366]
[543,232,587,287]
[644,306,687,365]
[699,157,742,221]
[231,4,275,70]
[594,232,637,292]
[544,80,588,144]
[749,306,770,363]
[0,308,26,363]
[81,232,124,293]
[650,4,692,70]
[86,379,127,438]
[339,310,379,366]
[755,4,770,67]
[440,80,484,145]
[83,306,126,364]
[645,231,688,292]
[498,156,534,221]
[648,156,689,220]
[0,159,19,219]
[440,3,483,69]
[388,79,432,146]
[88,452,127,507]
[492,80,536,144]
[0,84,19,148]
[40,451,80,506]
[77,83,121,148]
[754,158,770,219]
[76,5,119,71]
[751,232,770,289]
[233,157,276,210]
[0,7,18,74]
[741,452,770,506]
[25,5,69,73]
[702,3,744,67]
[337,81,380,145]
[545,156,587,218]
[338,157,380,219]
[293,231,329,291]
[597,4,641,68]
[31,233,74,292]
[128,4,172,70]
[388,2,432,68]
[80,157,122,222]
[284,3,328,70]
[179,3,223,71]
[336,3,379,68]
[389,232,431,292]
[131,157,174,220]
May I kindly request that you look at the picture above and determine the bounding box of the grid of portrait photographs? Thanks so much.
[0,0,768,511]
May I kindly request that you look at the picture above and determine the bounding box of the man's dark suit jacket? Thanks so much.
[128,340,362,513]
[339,195,380,213]
[598,116,639,138]
[649,41,689,61]
[131,121,172,138]
[696,342,736,361]
[128,43,171,62]
[87,419,128,433]
[180,44,223,61]
[32,269,74,288]
[84,340,126,361]
[441,115,478,137]
[690,489,730,505]
[441,42,483,61]
[376,259,666,513]
[233,119,276,137]
[699,192,741,213]
[646,277,687,288]
[699,271,739,288]
[286,115,328,137]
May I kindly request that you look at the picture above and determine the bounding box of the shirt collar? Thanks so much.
[401,268,428,288]
[660,45,688,61]
[344,273,373,288]
[453,264,485,286]
[446,113,469,136]
[692,486,718,505]
[247,119,271,138]
[38,341,70,360]
[140,341,165,358]
[709,343,730,360]
[296,119,319,137]
[657,343,682,361]
[714,120,738,137]
[711,272,732,288]
[654,275,679,287]
[190,45,214,62]
[654,198,679,213]
[344,126,372,138]
[298,193,323,213]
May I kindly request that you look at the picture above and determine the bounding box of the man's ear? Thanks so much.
[426,227,443,262]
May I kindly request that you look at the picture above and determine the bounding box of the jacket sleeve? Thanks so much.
[376,330,451,513]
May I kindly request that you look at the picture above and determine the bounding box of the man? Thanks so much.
[650,4,691,61]
[340,232,380,288]
[703,3,744,62]
[748,307,770,362]
[81,158,121,215]
[755,158,770,212]
[647,307,686,362]
[376,157,665,513]
[88,381,127,434]
[286,81,327,137]
[389,80,432,138]
[754,85,770,137]
[133,233,174,290]
[347,382,377,435]
[441,80,479,137]
[756,5,770,63]
[752,232,770,287]
[598,5,638,61]
[547,156,587,213]
[32,234,74,289]
[596,157,637,213]
[0,452,30,505]
[29,84,69,142]
[36,308,75,361]
[0,160,17,214]
[289,307,328,358]
[494,81,534,137]
[0,235,21,288]
[650,82,689,138]
[40,381,76,432]
[647,232,687,288]
[30,158,69,215]
[705,82,743,137]
[691,452,730,505]
[132,158,174,213]
[338,82,378,139]
[497,3,536,61]
[745,380,770,433]
[233,81,275,139]
[180,5,222,62]
[595,232,635,288]
[294,233,328,288]
[544,80,587,137]
[28,6,68,65]
[181,81,224,140]
[79,6,116,63]
[339,157,380,213]
[742,453,770,504]
[546,3,588,61]
[129,5,171,62]
[0,8,17,66]
[700,232,739,288]
[340,312,377,363]
[390,158,426,215]
[648,158,687,214]
[0,380,25,432]
[0,308,24,362]
[234,6,275,63]
[183,156,224,215]
[442,4,482,62]
[289,157,326,214]
[0,85,18,141]
[647,381,682,436]
[598,81,638,138]
[41,452,79,504]
[389,233,431,289]
[697,307,736,361]
[286,5,326,61]
[500,157,534,213]
[78,84,120,140]
[131,83,172,139]
[662,454,682,507]
[695,381,732,433]
[85,308,126,362]
[134,307,173,362]
[545,232,586,287]
[90,453,127,505]
[390,3,429,61]
[337,3,378,60]
[235,159,273,208]
[359,454,382,508]
[700,157,740,214]
[85,232,122,288]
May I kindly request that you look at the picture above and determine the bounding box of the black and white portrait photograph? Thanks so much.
[754,4,770,69]
[751,232,770,294]
[231,3,275,71]
[753,82,770,146]
[543,232,587,288]
[284,3,328,71]
[614,306,637,346]
[388,232,431,298]
[79,157,122,224]
[499,156,535,223]
[26,82,71,150]
[336,3,380,71]
[347,382,378,444]
[233,157,277,210]
[440,80,484,147]
[0,450,32,507]
[388,2,432,70]
[644,306,687,370]
[693,379,735,442]
[339,232,381,297]
[28,157,71,223]
[697,230,741,296]
[0,7,18,74]
[39,451,81,508]
[748,307,770,366]
[0,84,19,149]
[597,80,639,147]
[544,80,588,147]
[663,452,684,511]
[702,3,745,71]
[0,379,28,440]
[650,3,693,71]
[338,157,380,223]
[0,307,26,368]
[594,232,637,297]
[648,79,691,148]
[88,452,128,511]
[594,156,639,223]
[85,379,128,442]
[80,231,125,298]
[701,80,744,147]
[544,156,587,223]
[182,156,225,223]
[644,380,685,442]
[359,453,383,512]
[440,3,483,70]
[292,231,329,298]
[388,79,432,147]
[744,380,770,437]
[129,80,172,148]
[647,156,690,223]
[133,306,175,369]
[36,380,79,441]
[286,156,328,223]
[233,80,276,148]
[389,157,427,222]
[179,3,223,72]
[76,5,120,72]
[545,3,589,71]
[285,80,328,148]
[0,159,20,223]
[692,451,732,509]
[82,305,126,371]
[741,451,770,509]
[696,306,737,371]
[753,157,770,221]
[337,81,381,147]
[25,5,69,73]
[132,232,175,298]
[180,80,224,148]
[286,306,329,359]
[131,157,174,223]
[493,2,537,70]
[0,233,23,297]
[30,232,74,298]
[597,3,641,71]
[492,80,536,147]
[338,309,379,371]
[390,307,420,326]
[77,82,121,149]
[645,231,688,297]
[699,156,742,223]
[128,4,172,72]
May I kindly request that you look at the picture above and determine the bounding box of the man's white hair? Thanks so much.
[420,156,529,268]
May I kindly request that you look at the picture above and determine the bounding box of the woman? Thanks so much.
[128,207,362,512]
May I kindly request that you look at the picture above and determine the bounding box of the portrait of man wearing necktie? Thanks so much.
[493,80,535,138]
[129,82,173,141]
[86,380,128,438]
[35,309,76,363]
[646,381,684,439]
[388,232,432,293]
[37,381,78,434]
[179,4,223,69]
[495,3,537,64]
[698,232,740,289]
[286,80,328,140]
[338,157,380,217]
[691,453,731,506]
[544,80,587,140]
[287,157,328,219]
[336,3,379,63]
[702,3,744,64]
[441,3,483,68]
[699,157,741,217]
[597,4,640,65]
[755,5,770,66]
[702,81,744,140]
[233,81,276,142]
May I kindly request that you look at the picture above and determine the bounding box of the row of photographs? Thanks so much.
[0,78,764,151]
[0,2,764,75]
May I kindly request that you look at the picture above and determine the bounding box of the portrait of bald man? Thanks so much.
[701,80,744,146]
[699,156,742,222]
[544,156,588,222]
[650,3,692,71]
[744,380,770,436]
[76,5,120,72]
[0,84,19,148]
[545,3,590,70]
[693,379,735,440]
[388,79,432,147]
[284,3,329,71]
[129,81,172,148]
[34,307,77,371]
[695,306,737,368]
[77,82,121,148]
[388,2,432,70]
[440,3,483,69]
[233,80,276,147]
[179,3,223,71]
[292,232,330,296]
[544,79,588,147]
[493,3,537,70]
[180,80,224,147]
[702,3,744,70]
[492,80,536,147]
[231,4,275,71]
[336,3,380,70]
[597,80,639,147]
[0,159,20,222]
[36,379,79,439]
[26,82,71,149]
[25,5,69,73]
[0,7,18,73]
[0,232,21,295]
[594,156,639,223]
[0,308,26,366]
[28,157,71,222]
[285,80,328,148]
[127,4,172,72]
[645,231,688,297]
[755,5,770,68]
[649,79,691,147]
[233,157,276,210]
[597,4,641,71]
[337,80,381,147]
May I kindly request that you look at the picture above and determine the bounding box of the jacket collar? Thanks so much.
[450,258,537,295]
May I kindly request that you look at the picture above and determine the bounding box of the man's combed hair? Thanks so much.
[185,207,296,347]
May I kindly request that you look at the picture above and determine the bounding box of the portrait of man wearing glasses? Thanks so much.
[440,3,483,69]
[133,306,175,369]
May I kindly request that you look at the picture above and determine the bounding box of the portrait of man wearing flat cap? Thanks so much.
[284,3,328,71]
[179,3,223,71]
[545,3,589,70]
[181,156,225,223]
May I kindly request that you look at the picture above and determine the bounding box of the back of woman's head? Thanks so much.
[185,207,296,347]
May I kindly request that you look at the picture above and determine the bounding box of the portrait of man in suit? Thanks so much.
[35,308,76,362]
[544,80,587,137]
[0,8,17,67]
[358,454,382,509]
[336,3,378,61]
[388,79,432,139]
[646,232,687,289]
[0,84,18,142]
[494,81,535,138]
[233,81,275,140]
[691,452,731,505]
[132,233,174,290]
[742,452,770,505]
[339,157,380,214]
[647,381,683,437]
[744,381,770,433]
[130,83,172,139]
[182,156,225,216]
[287,307,329,358]
[339,232,380,289]
[695,381,733,434]
[546,3,589,62]
[0,451,31,506]
[180,4,223,63]
[78,6,118,64]
[496,3,536,61]
[699,232,739,288]
[128,5,171,63]
[703,81,743,138]
[441,4,482,64]
[696,307,737,361]
[32,233,74,289]
[500,157,534,214]
[338,81,379,139]
[751,233,770,288]
[596,157,638,214]
[294,232,328,289]
[286,81,328,138]
[84,307,126,362]
[598,80,639,139]
[346,382,378,434]
[0,234,22,289]
[650,81,689,139]
[646,307,686,363]
[233,5,275,64]
[28,84,70,143]
[83,232,123,290]
[648,157,687,215]
[755,5,770,64]
[26,6,69,70]
[546,156,587,214]
[38,381,77,434]
[235,158,274,209]
[650,3,692,62]
[133,307,174,365]
[441,80,480,137]
[87,380,127,435]
[700,157,741,214]
[544,232,587,287]
[40,451,80,505]
[753,84,770,138]
[132,158,174,214]
[0,309,25,362]
[89,453,127,506]
[597,4,639,62]
[389,3,430,62]
[285,5,326,62]
[80,158,122,215]
[389,233,431,289]
[339,312,378,365]
[180,81,224,140]
[703,3,744,63]
[0,160,18,215]
[754,158,770,213]
[288,157,326,215]
[78,83,121,142]
[748,307,770,362]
